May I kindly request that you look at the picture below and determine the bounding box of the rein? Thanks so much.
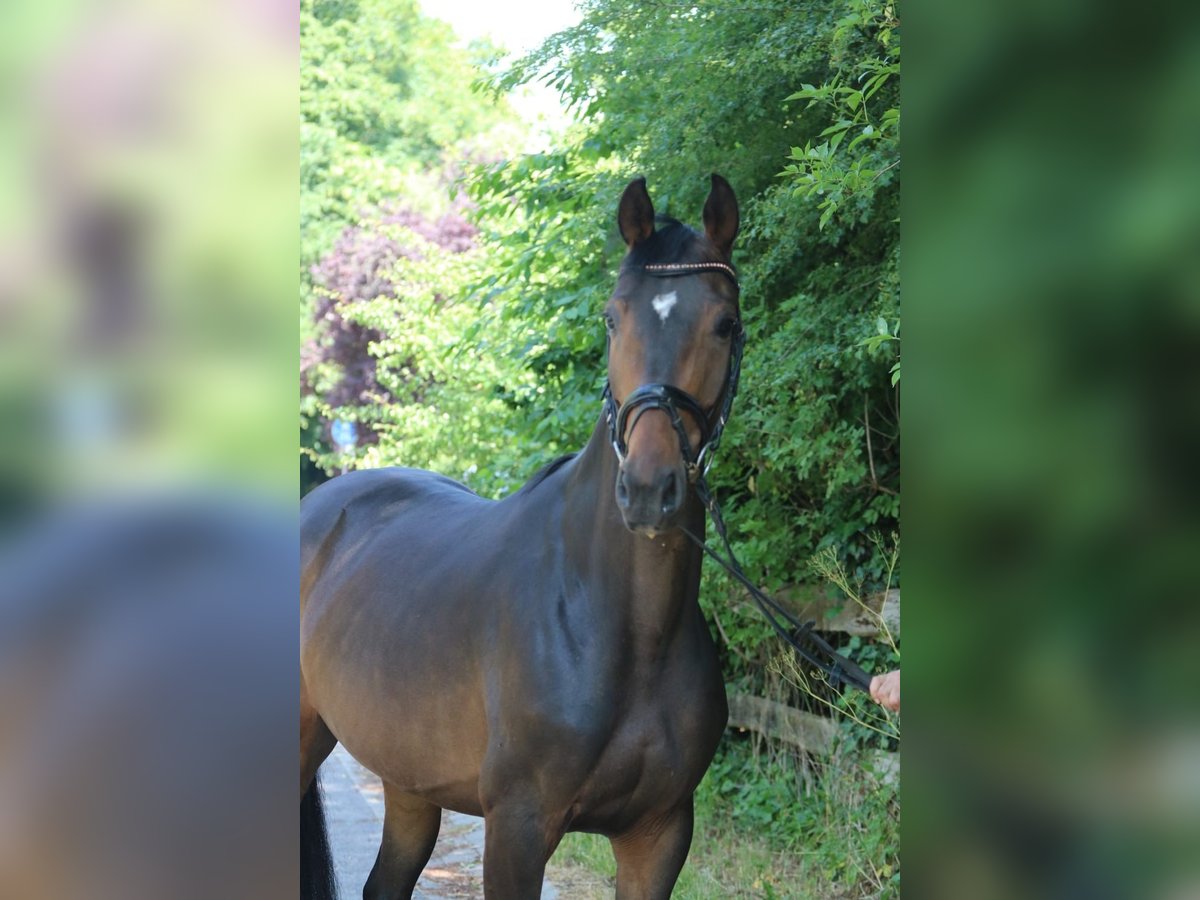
[604,261,873,695]
[680,481,873,694]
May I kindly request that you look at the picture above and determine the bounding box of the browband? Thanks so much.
[642,261,739,288]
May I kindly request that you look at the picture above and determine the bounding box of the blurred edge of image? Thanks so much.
[0,0,298,898]
[906,1,1200,898]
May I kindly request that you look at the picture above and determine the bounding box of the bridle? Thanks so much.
[602,261,745,483]
[599,260,874,695]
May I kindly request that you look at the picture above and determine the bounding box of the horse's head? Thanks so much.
[604,174,742,536]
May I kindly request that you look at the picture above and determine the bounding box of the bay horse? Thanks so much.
[301,174,743,900]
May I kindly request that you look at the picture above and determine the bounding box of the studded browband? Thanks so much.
[641,261,739,288]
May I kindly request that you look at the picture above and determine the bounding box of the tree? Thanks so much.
[300,0,519,492]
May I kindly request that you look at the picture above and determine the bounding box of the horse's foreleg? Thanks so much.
[609,798,695,900]
[363,785,441,900]
[481,802,562,900]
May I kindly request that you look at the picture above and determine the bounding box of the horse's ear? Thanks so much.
[617,176,656,249]
[702,173,739,260]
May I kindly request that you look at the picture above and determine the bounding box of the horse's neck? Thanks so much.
[564,418,706,648]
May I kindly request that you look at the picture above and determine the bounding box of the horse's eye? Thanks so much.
[715,316,739,339]
[602,312,615,333]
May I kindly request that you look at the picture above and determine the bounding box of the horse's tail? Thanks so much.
[301,775,337,900]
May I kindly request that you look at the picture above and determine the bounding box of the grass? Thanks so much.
[548,815,804,899]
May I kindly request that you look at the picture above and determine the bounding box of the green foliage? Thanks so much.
[781,0,900,230]
[861,317,900,386]
[300,0,515,266]
[300,0,525,493]
[704,738,899,897]
[303,211,540,496]
[466,148,625,456]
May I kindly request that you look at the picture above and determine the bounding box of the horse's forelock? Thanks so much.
[622,219,721,272]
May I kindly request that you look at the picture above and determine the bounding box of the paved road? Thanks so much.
[321,745,559,899]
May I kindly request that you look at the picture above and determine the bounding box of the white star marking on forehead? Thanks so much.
[651,291,677,324]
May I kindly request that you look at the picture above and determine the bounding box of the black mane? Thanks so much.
[514,452,577,496]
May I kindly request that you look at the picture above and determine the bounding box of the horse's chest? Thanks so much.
[571,679,722,831]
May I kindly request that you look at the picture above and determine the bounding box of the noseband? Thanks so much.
[603,262,745,482]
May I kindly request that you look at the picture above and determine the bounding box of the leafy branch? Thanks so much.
[779,0,900,230]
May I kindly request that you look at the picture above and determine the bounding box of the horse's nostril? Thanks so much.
[661,471,679,514]
[616,472,630,509]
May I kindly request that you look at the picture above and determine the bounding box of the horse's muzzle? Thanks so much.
[615,462,685,534]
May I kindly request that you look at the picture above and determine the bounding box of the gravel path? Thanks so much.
[321,745,559,899]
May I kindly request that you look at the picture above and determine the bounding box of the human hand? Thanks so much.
[870,670,900,712]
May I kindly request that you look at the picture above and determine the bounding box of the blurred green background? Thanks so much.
[0,0,298,513]
[0,2,299,897]
[906,1,1200,897]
